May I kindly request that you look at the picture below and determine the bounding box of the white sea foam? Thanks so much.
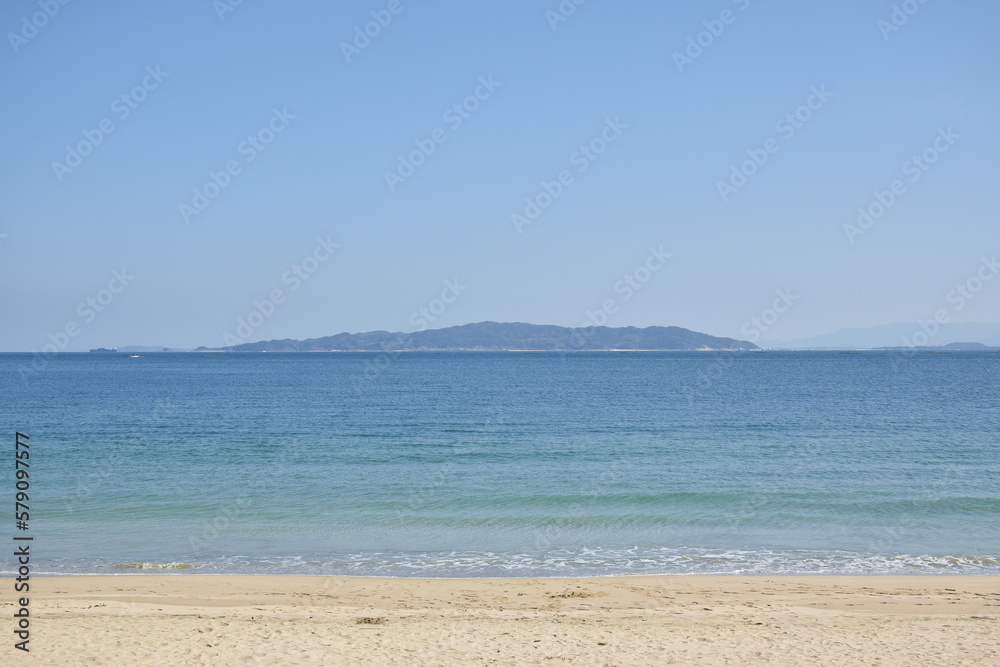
[14,548,999,578]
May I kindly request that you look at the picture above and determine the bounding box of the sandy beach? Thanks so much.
[3,575,997,665]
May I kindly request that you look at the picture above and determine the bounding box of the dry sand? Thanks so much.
[4,575,999,665]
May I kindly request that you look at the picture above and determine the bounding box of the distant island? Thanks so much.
[199,322,759,353]
[763,322,1000,349]
[873,342,999,352]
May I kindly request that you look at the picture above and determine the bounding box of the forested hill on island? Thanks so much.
[207,322,758,352]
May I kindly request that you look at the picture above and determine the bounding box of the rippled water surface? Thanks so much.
[2,351,998,576]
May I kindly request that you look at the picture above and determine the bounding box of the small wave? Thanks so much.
[111,562,193,570]
[16,549,990,577]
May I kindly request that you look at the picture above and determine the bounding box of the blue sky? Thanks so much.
[2,0,998,350]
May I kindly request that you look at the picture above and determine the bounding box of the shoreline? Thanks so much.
[8,574,999,665]
[17,570,1000,578]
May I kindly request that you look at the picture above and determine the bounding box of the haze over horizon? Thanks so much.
[3,1,999,352]
[35,318,1000,354]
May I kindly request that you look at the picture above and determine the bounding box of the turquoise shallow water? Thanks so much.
[2,350,998,576]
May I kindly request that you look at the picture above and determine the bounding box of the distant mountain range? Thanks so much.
[877,342,999,351]
[200,322,758,352]
[763,322,1000,349]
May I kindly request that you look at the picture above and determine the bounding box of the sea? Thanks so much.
[2,350,998,577]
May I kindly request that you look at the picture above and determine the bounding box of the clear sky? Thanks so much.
[2,0,998,351]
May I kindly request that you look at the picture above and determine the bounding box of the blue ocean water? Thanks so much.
[2,350,998,576]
